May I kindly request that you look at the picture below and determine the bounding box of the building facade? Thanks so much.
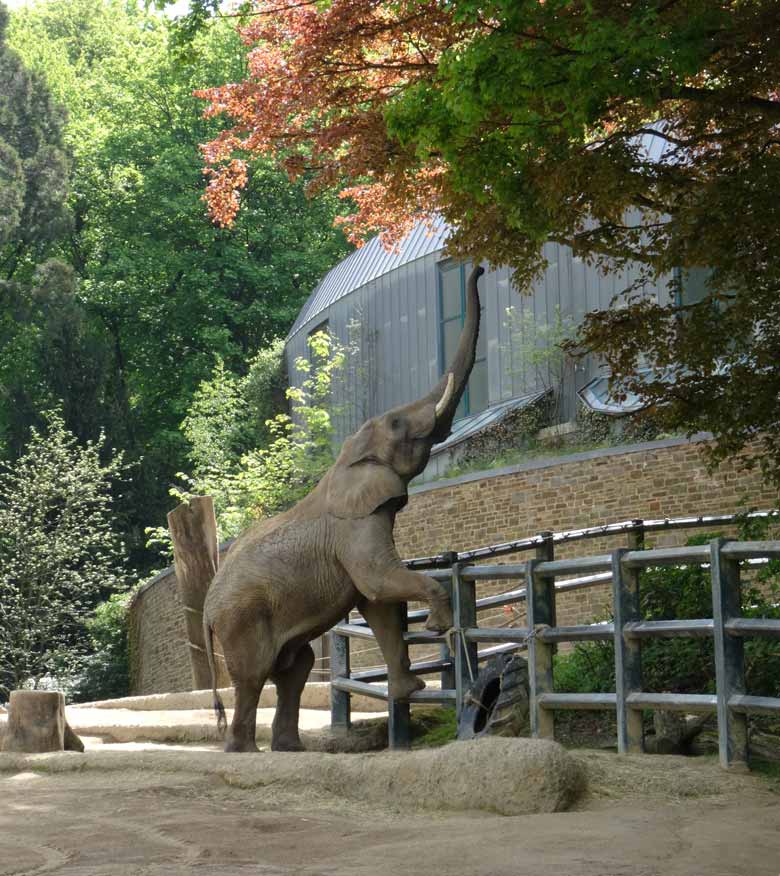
[284,219,673,480]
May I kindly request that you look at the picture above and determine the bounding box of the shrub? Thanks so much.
[0,412,129,698]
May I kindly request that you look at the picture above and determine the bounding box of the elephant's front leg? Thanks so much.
[359,599,425,701]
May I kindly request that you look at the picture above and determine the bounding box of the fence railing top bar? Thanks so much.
[536,555,613,576]
[402,509,779,570]
[461,563,527,581]
[622,544,711,567]
[721,539,780,559]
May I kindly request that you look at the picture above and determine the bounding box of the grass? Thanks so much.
[435,439,614,482]
[751,758,780,794]
[411,707,457,748]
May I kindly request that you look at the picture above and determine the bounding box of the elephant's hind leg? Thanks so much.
[270,643,315,752]
[222,619,274,753]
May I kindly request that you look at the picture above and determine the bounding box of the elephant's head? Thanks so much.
[327,264,484,518]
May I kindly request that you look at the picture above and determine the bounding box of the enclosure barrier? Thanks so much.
[329,511,780,768]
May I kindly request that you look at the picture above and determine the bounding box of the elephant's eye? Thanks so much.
[390,417,401,430]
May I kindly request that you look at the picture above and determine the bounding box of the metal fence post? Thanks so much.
[710,538,748,769]
[612,548,644,753]
[452,561,478,720]
[439,551,459,693]
[388,602,412,750]
[628,519,645,552]
[330,624,351,735]
[527,557,555,738]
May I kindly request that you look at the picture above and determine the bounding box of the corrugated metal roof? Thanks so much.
[286,219,451,341]
[430,390,548,457]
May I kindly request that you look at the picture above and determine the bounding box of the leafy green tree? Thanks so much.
[0,2,107,458]
[8,0,349,567]
[0,412,128,699]
[148,332,342,557]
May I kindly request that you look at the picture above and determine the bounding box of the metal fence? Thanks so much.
[329,511,780,768]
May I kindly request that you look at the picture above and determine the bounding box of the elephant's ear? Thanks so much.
[326,429,406,519]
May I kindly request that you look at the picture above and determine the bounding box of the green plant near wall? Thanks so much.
[555,520,780,701]
[146,331,347,558]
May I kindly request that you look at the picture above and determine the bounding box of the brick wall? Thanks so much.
[128,435,777,693]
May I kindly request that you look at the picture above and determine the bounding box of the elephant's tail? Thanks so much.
[203,613,227,734]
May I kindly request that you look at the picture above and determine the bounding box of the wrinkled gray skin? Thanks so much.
[203,266,484,753]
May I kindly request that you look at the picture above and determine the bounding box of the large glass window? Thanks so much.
[437,262,488,419]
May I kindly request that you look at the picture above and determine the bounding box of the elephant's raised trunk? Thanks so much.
[426,264,483,442]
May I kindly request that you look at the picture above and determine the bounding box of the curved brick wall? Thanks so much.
[129,435,777,694]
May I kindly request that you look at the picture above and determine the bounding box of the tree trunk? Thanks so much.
[167,496,219,690]
[2,690,65,753]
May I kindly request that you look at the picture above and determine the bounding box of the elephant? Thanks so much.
[203,264,484,752]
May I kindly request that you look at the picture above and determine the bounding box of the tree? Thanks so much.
[197,0,780,486]
[0,1,103,458]
[0,412,127,698]
[147,331,343,556]
[8,0,350,566]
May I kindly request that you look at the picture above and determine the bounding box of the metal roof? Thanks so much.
[430,390,548,457]
[286,219,451,341]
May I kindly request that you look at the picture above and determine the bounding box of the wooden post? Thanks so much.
[452,562,478,721]
[613,548,644,753]
[527,557,555,738]
[439,552,458,693]
[388,602,411,750]
[710,538,748,769]
[2,691,65,753]
[330,626,351,735]
[167,496,219,691]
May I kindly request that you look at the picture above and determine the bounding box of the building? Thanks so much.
[284,218,673,481]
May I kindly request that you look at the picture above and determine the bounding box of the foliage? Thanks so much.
[503,304,575,428]
[445,393,552,475]
[0,411,128,697]
[197,0,780,487]
[554,522,780,700]
[148,331,343,555]
[6,0,349,568]
[69,591,131,703]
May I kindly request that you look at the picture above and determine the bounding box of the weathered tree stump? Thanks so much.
[168,496,220,690]
[3,691,64,752]
[0,691,85,753]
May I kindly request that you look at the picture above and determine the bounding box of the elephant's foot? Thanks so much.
[271,736,305,752]
[425,603,453,633]
[388,673,425,701]
[224,734,260,753]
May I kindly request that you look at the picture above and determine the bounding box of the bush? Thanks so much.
[69,592,131,703]
[0,412,129,698]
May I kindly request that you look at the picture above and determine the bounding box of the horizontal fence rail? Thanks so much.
[329,511,780,768]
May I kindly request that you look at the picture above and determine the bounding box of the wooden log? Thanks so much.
[167,496,220,690]
[2,690,65,753]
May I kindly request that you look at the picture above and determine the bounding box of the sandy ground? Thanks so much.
[1,739,778,876]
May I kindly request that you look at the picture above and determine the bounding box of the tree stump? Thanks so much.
[2,690,66,753]
[168,496,220,690]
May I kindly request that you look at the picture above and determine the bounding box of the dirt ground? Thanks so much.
[1,741,778,876]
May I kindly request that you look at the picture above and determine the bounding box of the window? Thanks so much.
[437,261,488,420]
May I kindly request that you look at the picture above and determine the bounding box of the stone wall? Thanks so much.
[128,435,778,693]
